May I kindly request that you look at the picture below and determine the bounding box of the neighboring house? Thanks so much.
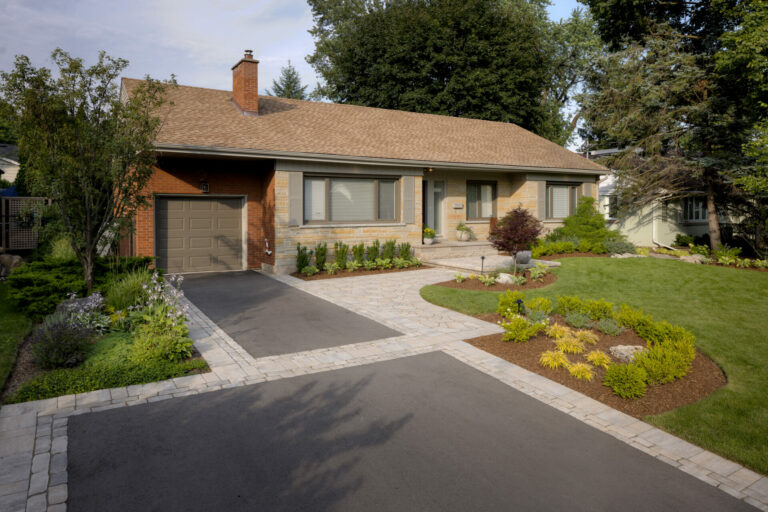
[119,51,606,274]
[0,152,20,185]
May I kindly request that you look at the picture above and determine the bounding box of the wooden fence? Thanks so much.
[0,197,51,252]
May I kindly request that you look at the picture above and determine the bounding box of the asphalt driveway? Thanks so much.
[67,352,753,512]
[182,271,400,358]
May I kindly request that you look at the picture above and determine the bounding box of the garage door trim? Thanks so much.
[154,194,248,273]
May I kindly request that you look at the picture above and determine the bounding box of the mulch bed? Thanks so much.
[467,314,726,418]
[291,265,431,281]
[435,271,557,292]
[538,252,611,260]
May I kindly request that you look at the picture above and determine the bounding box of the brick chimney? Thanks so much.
[232,50,259,115]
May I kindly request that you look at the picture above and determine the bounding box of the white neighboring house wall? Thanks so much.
[0,157,19,183]
[598,173,710,247]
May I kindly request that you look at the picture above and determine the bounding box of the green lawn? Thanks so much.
[420,258,768,475]
[0,282,32,393]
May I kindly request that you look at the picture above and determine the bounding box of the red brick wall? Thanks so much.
[129,156,275,269]
[232,57,259,114]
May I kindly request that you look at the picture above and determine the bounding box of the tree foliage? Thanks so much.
[489,206,542,273]
[307,0,598,142]
[265,61,308,100]
[0,49,175,290]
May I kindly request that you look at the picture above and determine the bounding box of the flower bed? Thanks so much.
[466,292,725,418]
[435,270,557,292]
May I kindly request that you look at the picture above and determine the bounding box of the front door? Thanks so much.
[422,179,445,237]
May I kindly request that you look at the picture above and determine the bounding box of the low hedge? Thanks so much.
[7,358,208,403]
[7,256,153,319]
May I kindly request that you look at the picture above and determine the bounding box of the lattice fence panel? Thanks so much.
[1,197,50,251]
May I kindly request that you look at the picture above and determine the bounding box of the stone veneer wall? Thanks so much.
[273,170,423,274]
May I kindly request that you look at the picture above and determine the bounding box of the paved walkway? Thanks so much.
[0,267,766,511]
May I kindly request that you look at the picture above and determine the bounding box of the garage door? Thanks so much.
[156,197,243,273]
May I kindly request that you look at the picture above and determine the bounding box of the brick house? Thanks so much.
[120,51,606,274]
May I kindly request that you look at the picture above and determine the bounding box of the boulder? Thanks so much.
[0,254,23,278]
[611,253,645,259]
[515,251,532,264]
[609,345,646,363]
[496,273,515,284]
[680,255,702,264]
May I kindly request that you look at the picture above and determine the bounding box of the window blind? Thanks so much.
[550,185,570,218]
[330,178,375,221]
[378,180,396,220]
[304,177,326,221]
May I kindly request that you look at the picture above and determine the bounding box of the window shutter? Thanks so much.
[403,176,415,224]
[288,172,302,226]
[537,181,546,219]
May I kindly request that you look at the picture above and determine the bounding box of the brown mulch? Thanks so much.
[435,271,557,292]
[539,252,611,260]
[466,314,726,419]
[292,265,431,281]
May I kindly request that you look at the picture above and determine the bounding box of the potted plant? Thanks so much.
[456,222,473,241]
[423,226,436,245]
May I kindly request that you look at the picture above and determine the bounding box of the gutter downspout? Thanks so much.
[651,202,674,250]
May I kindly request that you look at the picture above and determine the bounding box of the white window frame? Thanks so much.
[683,196,707,223]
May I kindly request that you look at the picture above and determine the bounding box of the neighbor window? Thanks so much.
[683,197,706,222]
[466,181,496,219]
[546,184,579,219]
[303,176,398,223]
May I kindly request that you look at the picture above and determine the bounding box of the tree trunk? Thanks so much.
[82,252,94,293]
[512,251,518,275]
[706,179,722,250]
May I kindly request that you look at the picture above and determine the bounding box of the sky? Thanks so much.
[1,0,583,96]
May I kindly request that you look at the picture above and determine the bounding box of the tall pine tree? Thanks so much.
[265,61,308,100]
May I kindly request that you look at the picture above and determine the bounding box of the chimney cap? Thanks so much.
[244,49,253,59]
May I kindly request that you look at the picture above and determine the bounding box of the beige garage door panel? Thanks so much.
[156,197,243,273]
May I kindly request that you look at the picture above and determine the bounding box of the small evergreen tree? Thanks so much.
[265,61,308,100]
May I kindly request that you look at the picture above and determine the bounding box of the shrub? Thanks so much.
[131,307,193,363]
[568,362,595,381]
[363,260,378,270]
[501,316,546,343]
[398,242,412,259]
[301,265,319,276]
[106,268,153,311]
[526,310,549,324]
[324,262,341,275]
[586,350,611,369]
[575,330,599,345]
[31,313,97,369]
[478,274,496,286]
[489,206,543,273]
[315,243,328,269]
[532,240,576,258]
[497,290,526,318]
[603,364,648,399]
[675,234,695,247]
[525,297,553,315]
[605,239,636,254]
[296,243,312,272]
[375,258,393,269]
[565,312,593,329]
[636,247,651,256]
[713,244,741,261]
[528,263,548,282]
[545,324,571,339]
[381,240,397,260]
[634,345,694,384]
[586,299,615,321]
[9,358,208,403]
[454,273,466,283]
[346,261,362,272]
[368,240,381,261]
[597,318,624,336]
[548,197,623,244]
[510,274,527,285]
[689,243,710,257]
[48,237,77,263]
[539,350,570,369]
[591,242,608,254]
[393,257,411,269]
[410,258,422,267]
[615,304,650,331]
[555,337,586,354]
[352,243,365,264]
[333,242,349,269]
[577,239,592,253]
[557,295,587,316]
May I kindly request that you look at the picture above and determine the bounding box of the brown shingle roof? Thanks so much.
[123,78,605,172]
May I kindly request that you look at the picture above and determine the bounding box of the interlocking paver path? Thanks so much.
[1,267,767,511]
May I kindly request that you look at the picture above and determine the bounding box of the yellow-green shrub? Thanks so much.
[568,362,595,381]
[586,299,615,321]
[603,364,647,399]
[501,316,546,343]
[586,350,611,369]
[524,297,553,315]
[557,295,587,316]
[539,350,570,369]
[633,345,694,384]
[497,290,526,319]
[546,324,571,339]
[576,330,599,345]
[555,337,586,354]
